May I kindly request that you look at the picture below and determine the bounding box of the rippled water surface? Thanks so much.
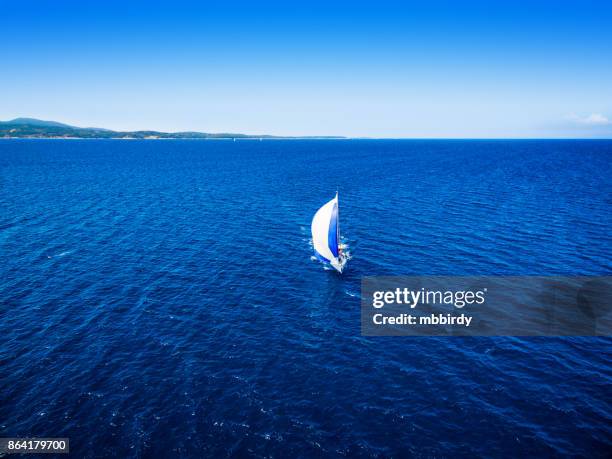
[1,139,611,457]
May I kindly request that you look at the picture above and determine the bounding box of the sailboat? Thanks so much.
[311,192,348,273]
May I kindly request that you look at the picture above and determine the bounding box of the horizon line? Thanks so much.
[1,117,611,141]
[2,137,612,141]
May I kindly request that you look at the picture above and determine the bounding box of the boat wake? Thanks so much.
[47,250,74,259]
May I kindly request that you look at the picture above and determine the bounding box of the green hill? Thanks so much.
[0,118,343,139]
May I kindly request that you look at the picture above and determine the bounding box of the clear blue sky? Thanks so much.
[2,0,611,137]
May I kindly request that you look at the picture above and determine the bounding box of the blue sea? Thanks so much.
[1,139,611,458]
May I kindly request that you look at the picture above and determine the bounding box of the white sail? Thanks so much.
[311,193,344,272]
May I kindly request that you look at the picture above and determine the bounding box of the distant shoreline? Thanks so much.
[0,118,346,140]
[0,136,349,140]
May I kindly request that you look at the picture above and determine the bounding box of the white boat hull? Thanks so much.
[331,255,347,273]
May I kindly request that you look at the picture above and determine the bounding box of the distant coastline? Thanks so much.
[0,118,345,140]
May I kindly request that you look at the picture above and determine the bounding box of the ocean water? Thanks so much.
[1,139,610,457]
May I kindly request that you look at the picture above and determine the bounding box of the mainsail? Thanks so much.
[311,193,345,272]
